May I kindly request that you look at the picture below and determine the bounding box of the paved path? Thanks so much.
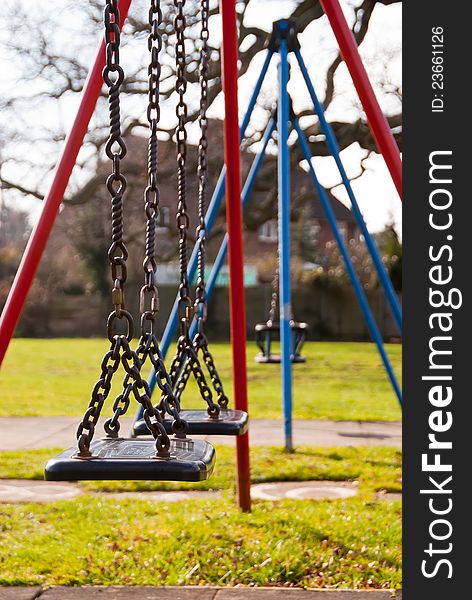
[0,586,402,599]
[0,417,401,451]
[1,479,400,505]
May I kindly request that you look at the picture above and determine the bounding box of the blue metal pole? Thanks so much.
[295,49,402,334]
[240,50,273,136]
[293,117,402,406]
[189,117,277,339]
[143,51,274,404]
[278,37,294,451]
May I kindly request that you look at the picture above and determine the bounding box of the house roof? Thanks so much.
[290,168,356,223]
[123,119,357,226]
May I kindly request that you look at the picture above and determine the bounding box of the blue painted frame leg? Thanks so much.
[293,117,402,406]
[295,49,402,334]
[278,38,294,451]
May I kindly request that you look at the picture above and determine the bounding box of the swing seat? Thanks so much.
[255,320,309,363]
[44,437,215,482]
[254,320,309,334]
[255,353,306,364]
[132,409,249,437]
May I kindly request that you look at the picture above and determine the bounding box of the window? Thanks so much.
[258,219,278,242]
[157,206,170,229]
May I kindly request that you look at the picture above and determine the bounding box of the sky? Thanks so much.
[0,0,402,235]
[237,0,402,234]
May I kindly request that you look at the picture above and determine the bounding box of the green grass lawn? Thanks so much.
[0,445,402,494]
[0,339,402,420]
[0,497,401,588]
[0,445,401,588]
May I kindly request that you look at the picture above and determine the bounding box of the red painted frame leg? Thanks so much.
[0,0,133,366]
[320,0,402,200]
[220,0,251,512]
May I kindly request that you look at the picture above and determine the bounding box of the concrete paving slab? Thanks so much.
[0,479,80,503]
[0,479,221,504]
[215,590,397,599]
[21,588,401,600]
[0,588,41,600]
[201,419,401,448]
[0,418,401,451]
[376,492,402,503]
[0,417,91,452]
[104,490,220,502]
[39,587,218,599]
[251,481,358,501]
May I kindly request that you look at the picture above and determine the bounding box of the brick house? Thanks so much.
[114,119,359,279]
[59,120,358,283]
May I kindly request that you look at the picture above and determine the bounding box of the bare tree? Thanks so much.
[0,0,401,209]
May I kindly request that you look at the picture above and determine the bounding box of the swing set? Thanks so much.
[132,17,402,453]
[0,0,402,511]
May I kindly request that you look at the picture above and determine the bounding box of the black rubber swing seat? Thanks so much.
[44,437,215,482]
[132,409,249,437]
[254,353,306,364]
[254,321,309,334]
[255,320,309,364]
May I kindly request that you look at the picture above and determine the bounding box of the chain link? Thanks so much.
[135,0,187,436]
[103,0,128,317]
[187,0,229,410]
[142,0,162,288]
[167,0,218,415]
[194,0,209,322]
[169,335,219,416]
[174,0,191,322]
[76,0,171,458]
[268,252,279,324]
[140,0,162,322]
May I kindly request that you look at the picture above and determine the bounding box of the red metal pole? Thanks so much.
[0,0,132,366]
[220,0,251,512]
[320,0,402,200]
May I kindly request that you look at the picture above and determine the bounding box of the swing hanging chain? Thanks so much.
[168,0,219,416]
[139,0,187,436]
[104,0,128,318]
[77,0,133,456]
[172,337,216,413]
[268,252,279,324]
[105,0,187,441]
[194,0,209,325]
[191,0,229,409]
[174,0,191,325]
[77,0,171,458]
[194,331,229,408]
[141,0,162,297]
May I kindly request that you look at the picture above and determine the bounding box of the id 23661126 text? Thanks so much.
[431,26,444,113]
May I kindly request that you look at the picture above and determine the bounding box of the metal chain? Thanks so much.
[171,336,218,416]
[76,333,122,457]
[104,336,172,455]
[268,254,279,324]
[194,332,229,408]
[142,0,162,293]
[194,0,209,323]
[191,0,229,409]
[140,0,186,435]
[172,331,229,410]
[174,0,191,326]
[77,0,171,457]
[168,0,218,416]
[103,0,128,317]
[104,0,187,439]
